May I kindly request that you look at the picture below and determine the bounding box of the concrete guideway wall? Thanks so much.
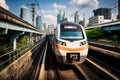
[0,48,33,80]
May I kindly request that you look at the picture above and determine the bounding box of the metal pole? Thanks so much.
[27,3,39,25]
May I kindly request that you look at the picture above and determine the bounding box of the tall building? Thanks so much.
[74,12,79,24]
[43,23,47,30]
[117,0,120,20]
[61,12,68,22]
[57,10,62,24]
[93,8,111,19]
[36,16,42,30]
[20,6,30,22]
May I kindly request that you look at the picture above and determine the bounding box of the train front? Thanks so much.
[55,22,89,65]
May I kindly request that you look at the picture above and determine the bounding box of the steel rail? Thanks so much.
[21,39,46,80]
[86,58,119,80]
[38,41,48,80]
[74,64,90,80]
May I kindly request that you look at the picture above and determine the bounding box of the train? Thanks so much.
[51,22,89,65]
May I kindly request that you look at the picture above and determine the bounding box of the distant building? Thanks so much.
[61,12,68,22]
[117,0,120,20]
[57,10,62,24]
[93,8,111,19]
[48,25,55,34]
[74,12,79,24]
[36,16,42,30]
[89,15,112,26]
[42,23,47,30]
[20,6,30,22]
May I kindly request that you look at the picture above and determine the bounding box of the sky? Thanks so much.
[0,0,118,26]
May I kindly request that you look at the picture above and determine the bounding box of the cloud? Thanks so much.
[41,9,58,15]
[37,3,67,25]
[44,14,56,20]
[39,1,99,26]
[53,3,67,9]
[43,14,57,25]
[41,9,73,25]
[70,0,99,10]
[0,0,9,10]
[39,9,59,25]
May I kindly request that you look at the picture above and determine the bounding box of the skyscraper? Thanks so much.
[36,15,42,30]
[57,10,62,24]
[74,12,79,24]
[117,0,120,20]
[20,6,30,22]
[93,8,111,19]
[61,12,68,22]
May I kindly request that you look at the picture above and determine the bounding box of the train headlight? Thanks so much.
[80,41,86,46]
[60,41,66,46]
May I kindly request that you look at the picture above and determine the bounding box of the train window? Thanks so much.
[60,24,84,40]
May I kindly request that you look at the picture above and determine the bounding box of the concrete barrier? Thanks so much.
[0,50,32,80]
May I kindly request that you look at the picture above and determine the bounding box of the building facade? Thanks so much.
[74,12,79,24]
[93,8,111,19]
[117,0,120,20]
[20,6,30,22]
[36,16,42,30]
[57,10,62,24]
[48,25,55,34]
[89,15,112,26]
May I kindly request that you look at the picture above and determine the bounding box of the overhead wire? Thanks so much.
[35,0,45,20]
[111,2,118,10]
[71,0,92,17]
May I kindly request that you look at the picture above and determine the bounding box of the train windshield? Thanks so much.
[60,24,84,40]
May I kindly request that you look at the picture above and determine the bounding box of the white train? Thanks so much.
[52,22,89,64]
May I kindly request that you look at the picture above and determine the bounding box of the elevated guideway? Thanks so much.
[0,6,46,34]
[85,20,120,32]
[0,6,46,50]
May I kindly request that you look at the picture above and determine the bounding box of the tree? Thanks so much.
[86,27,104,40]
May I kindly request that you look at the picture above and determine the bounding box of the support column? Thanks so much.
[25,32,34,44]
[30,33,33,44]
[13,37,17,50]
[35,34,38,42]
[12,31,24,50]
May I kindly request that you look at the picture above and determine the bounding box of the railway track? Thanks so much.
[43,41,61,80]
[42,40,120,80]
[43,41,87,80]
[78,56,120,80]
[19,39,120,80]
[21,40,48,80]
[57,64,87,80]
[52,54,120,80]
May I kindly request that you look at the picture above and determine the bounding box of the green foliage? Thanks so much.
[0,35,30,54]
[0,37,12,53]
[0,44,11,53]
[85,27,120,44]
[86,27,104,40]
[17,35,30,48]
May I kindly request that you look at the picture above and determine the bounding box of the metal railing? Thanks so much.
[0,45,33,71]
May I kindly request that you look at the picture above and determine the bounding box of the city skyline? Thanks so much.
[0,0,118,26]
